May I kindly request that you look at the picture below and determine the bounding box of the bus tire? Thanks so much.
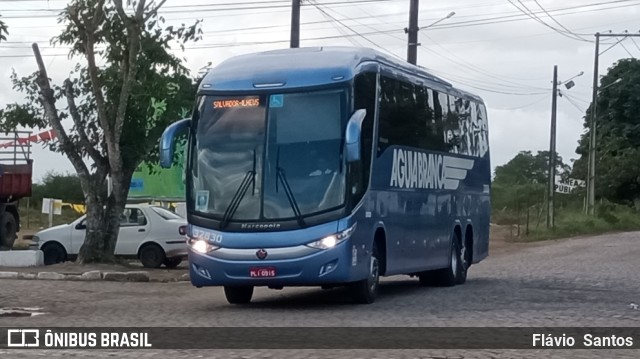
[441,238,461,287]
[419,237,461,287]
[224,286,254,304]
[456,235,471,285]
[350,242,380,304]
[163,258,182,269]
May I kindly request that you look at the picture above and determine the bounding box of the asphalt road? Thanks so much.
[1,231,639,358]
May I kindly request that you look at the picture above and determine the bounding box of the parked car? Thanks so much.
[30,204,188,268]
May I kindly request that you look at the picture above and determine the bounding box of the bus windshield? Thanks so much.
[190,89,347,225]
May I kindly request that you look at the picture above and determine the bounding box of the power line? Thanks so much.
[492,94,550,110]
[508,0,589,42]
[437,0,640,32]
[419,33,549,90]
[616,36,637,58]
[4,0,637,40]
[306,0,405,61]
[531,0,590,40]
[2,0,638,57]
[631,36,640,52]
[0,0,400,15]
[561,92,587,114]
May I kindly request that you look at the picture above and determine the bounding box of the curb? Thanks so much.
[0,270,170,283]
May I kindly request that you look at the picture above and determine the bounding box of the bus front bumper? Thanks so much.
[187,242,360,287]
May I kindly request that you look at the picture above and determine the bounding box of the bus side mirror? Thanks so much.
[160,118,191,168]
[345,109,366,162]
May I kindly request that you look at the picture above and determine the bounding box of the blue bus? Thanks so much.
[159,47,491,304]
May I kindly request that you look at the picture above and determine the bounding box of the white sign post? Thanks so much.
[554,176,586,194]
[41,198,63,227]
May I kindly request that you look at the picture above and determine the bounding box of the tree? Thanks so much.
[493,150,569,186]
[0,1,201,263]
[0,15,7,42]
[573,59,640,207]
[492,151,570,225]
[31,172,87,207]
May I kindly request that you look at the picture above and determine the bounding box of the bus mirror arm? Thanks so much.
[345,109,366,162]
[159,118,191,168]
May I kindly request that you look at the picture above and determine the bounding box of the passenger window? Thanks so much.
[120,209,147,226]
[377,76,446,156]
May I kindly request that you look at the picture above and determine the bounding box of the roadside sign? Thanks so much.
[554,176,585,194]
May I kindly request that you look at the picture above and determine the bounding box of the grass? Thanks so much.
[17,205,81,232]
[494,204,640,242]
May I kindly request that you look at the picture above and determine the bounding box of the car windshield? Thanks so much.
[189,89,347,224]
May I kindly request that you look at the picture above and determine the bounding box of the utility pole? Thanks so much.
[585,32,640,215]
[586,33,599,215]
[547,65,558,229]
[290,0,300,48]
[406,0,419,64]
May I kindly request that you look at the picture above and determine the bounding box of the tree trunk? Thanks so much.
[78,197,119,263]
[77,169,134,264]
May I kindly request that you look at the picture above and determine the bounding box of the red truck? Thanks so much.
[0,131,33,250]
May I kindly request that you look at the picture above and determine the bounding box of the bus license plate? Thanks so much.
[250,267,276,278]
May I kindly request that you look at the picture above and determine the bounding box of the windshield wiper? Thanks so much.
[276,146,305,227]
[220,150,257,229]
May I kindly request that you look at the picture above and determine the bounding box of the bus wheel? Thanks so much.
[224,286,254,304]
[439,238,461,287]
[350,242,380,304]
[456,239,470,285]
[419,237,460,287]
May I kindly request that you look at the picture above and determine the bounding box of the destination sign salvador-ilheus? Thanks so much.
[213,98,260,109]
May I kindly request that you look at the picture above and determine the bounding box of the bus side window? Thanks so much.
[379,76,445,154]
[351,72,377,206]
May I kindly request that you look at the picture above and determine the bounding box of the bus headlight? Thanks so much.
[307,224,357,250]
[188,238,219,254]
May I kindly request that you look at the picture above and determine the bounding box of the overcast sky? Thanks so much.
[1,0,639,182]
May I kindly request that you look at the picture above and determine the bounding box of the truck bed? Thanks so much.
[0,161,33,199]
[0,131,34,201]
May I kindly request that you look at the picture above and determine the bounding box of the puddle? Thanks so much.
[0,307,46,317]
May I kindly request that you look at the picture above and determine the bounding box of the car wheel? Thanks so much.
[42,243,67,266]
[139,244,166,268]
[163,258,182,269]
[224,286,254,304]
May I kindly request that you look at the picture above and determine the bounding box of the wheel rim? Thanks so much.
[460,242,468,272]
[451,243,458,279]
[369,256,379,293]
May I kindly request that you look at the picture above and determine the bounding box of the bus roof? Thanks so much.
[199,46,483,102]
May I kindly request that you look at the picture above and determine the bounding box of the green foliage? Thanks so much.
[493,152,640,241]
[0,1,201,170]
[494,150,570,186]
[522,204,640,241]
[31,171,86,207]
[492,150,570,225]
[0,1,203,262]
[573,58,640,206]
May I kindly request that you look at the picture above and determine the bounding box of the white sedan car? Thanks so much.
[31,204,188,268]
